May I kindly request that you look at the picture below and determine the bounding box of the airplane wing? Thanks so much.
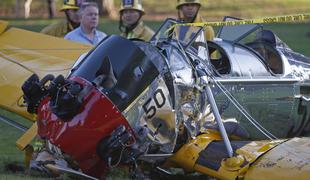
[0,20,92,121]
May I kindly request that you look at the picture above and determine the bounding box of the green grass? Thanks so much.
[0,109,48,179]
[6,18,310,56]
[0,120,50,179]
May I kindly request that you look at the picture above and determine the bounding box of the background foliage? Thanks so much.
[0,0,310,20]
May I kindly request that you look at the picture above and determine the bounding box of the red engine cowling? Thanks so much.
[37,76,133,178]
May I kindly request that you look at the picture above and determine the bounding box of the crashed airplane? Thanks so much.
[1,18,310,179]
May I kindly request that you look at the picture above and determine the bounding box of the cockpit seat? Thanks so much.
[204,118,250,139]
[247,30,283,74]
[254,30,276,46]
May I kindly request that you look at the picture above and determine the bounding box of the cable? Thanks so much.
[205,67,278,140]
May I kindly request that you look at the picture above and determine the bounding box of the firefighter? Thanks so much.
[40,0,81,37]
[119,0,154,41]
[176,0,214,41]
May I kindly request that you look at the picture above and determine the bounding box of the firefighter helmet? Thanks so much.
[119,0,145,15]
[176,0,201,9]
[60,0,80,11]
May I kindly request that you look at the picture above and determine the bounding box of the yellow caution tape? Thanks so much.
[173,13,310,28]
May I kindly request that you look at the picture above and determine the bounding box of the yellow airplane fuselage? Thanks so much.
[166,130,310,180]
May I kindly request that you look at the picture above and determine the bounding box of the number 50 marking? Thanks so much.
[142,89,166,119]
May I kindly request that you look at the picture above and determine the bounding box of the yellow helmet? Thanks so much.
[60,0,80,11]
[176,0,201,9]
[119,0,145,15]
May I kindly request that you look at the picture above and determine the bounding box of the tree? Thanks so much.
[24,0,32,18]
[15,0,33,18]
[47,0,56,19]
[15,0,21,17]
[94,0,117,19]
[103,0,117,19]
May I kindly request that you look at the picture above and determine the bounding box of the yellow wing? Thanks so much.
[0,20,91,121]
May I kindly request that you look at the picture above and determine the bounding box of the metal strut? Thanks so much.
[0,114,27,132]
[205,85,233,157]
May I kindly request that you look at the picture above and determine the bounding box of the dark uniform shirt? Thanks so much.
[40,19,74,38]
[121,21,154,41]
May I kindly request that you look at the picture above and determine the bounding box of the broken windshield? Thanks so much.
[150,18,203,49]
[70,35,160,112]
[217,16,262,42]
